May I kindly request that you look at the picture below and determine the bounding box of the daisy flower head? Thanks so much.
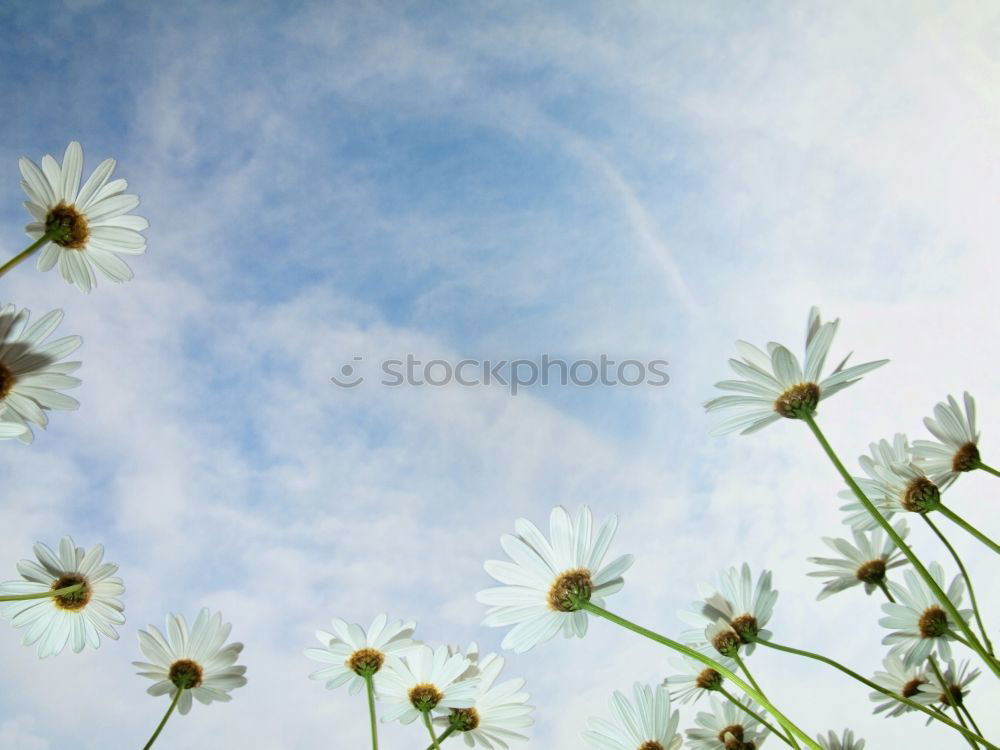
[807,520,908,600]
[20,141,147,292]
[839,435,940,531]
[686,695,769,750]
[477,506,634,654]
[868,653,929,717]
[704,306,888,436]
[583,682,681,750]
[433,651,534,749]
[0,302,81,444]
[679,563,778,655]
[664,649,733,705]
[696,620,743,659]
[911,392,981,489]
[816,730,864,750]
[880,562,971,668]
[0,536,124,657]
[915,659,979,713]
[379,644,479,724]
[305,613,416,694]
[134,609,246,715]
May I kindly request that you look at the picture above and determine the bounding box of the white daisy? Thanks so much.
[378,644,479,724]
[0,302,82,444]
[911,392,981,489]
[664,649,733,705]
[914,659,979,715]
[0,536,124,658]
[477,506,634,654]
[134,608,247,715]
[433,651,534,749]
[807,520,908,600]
[305,613,417,694]
[704,307,888,435]
[686,696,769,750]
[583,682,681,750]
[838,435,939,531]
[697,620,744,659]
[880,562,971,667]
[816,729,864,750]
[679,564,778,655]
[869,653,930,717]
[20,141,147,292]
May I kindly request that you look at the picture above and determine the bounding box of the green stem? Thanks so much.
[142,687,183,750]
[717,685,794,747]
[975,461,1000,478]
[423,710,442,750]
[934,504,1000,555]
[735,654,800,749]
[928,655,980,750]
[0,233,52,279]
[923,514,994,654]
[423,726,456,750]
[876,581,895,603]
[961,704,985,740]
[0,582,84,602]
[755,639,996,749]
[579,601,821,750]
[364,674,379,750]
[800,413,999,677]
[735,654,763,695]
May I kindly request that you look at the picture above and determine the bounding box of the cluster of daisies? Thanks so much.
[305,616,534,748]
[2,141,147,443]
[2,142,996,749]
[467,310,996,750]
[0,538,534,748]
[0,537,246,745]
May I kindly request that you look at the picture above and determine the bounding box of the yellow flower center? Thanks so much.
[169,658,204,689]
[0,362,15,399]
[45,202,89,249]
[409,683,444,711]
[51,573,91,611]
[347,647,385,676]
[773,382,820,418]
[547,568,592,612]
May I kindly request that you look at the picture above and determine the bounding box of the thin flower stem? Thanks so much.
[735,654,764,695]
[0,582,83,602]
[423,710,442,750]
[800,413,1000,677]
[717,685,794,747]
[0,233,51,279]
[579,601,821,750]
[960,703,985,740]
[876,581,895,603]
[934,504,1000,556]
[364,674,379,750]
[423,726,456,750]
[755,639,997,749]
[948,630,1000,675]
[947,630,979,651]
[923,514,994,654]
[734,655,800,749]
[928,655,981,750]
[975,461,1000,478]
[142,687,184,750]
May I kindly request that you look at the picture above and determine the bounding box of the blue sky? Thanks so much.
[1,1,999,748]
